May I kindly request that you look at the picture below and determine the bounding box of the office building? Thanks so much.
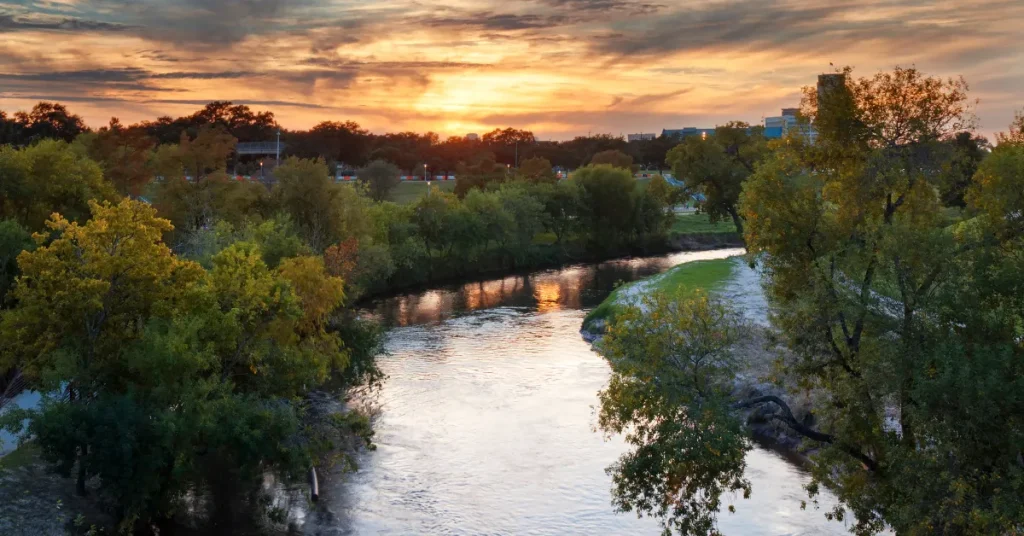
[661,127,715,139]
[627,133,656,142]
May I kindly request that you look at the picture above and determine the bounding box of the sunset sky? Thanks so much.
[1,0,1021,140]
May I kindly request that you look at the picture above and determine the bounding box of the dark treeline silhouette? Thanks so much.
[0,101,677,174]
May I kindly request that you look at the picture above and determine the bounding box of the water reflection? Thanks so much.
[306,250,850,535]
[369,249,745,326]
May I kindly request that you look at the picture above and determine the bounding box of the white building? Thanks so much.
[627,133,656,142]
[466,133,480,141]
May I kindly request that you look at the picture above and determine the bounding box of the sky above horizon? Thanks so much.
[1,0,1022,140]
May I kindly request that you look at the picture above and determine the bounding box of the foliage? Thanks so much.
[598,293,748,536]
[0,219,33,306]
[0,200,375,530]
[739,66,1022,535]
[573,164,639,247]
[0,140,118,231]
[996,108,1024,145]
[589,149,633,170]
[666,122,766,236]
[78,118,157,196]
[358,159,402,201]
[516,156,557,183]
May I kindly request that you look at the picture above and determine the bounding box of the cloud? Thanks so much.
[0,0,1020,138]
[0,12,131,32]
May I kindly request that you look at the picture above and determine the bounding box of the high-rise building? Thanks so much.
[627,133,656,142]
[466,133,480,141]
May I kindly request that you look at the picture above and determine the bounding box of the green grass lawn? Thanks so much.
[584,257,737,328]
[0,441,40,472]
[389,180,457,204]
[670,212,738,235]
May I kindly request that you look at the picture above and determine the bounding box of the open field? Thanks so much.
[389,180,457,204]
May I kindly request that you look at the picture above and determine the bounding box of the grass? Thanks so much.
[0,441,40,472]
[670,212,738,235]
[584,257,737,328]
[389,180,457,204]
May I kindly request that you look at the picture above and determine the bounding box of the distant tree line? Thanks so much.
[0,100,679,176]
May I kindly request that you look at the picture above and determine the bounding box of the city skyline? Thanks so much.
[1,0,1022,140]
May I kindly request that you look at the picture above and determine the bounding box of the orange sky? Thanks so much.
[1,0,1022,140]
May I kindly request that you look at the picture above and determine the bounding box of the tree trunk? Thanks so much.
[727,206,745,238]
[76,444,88,496]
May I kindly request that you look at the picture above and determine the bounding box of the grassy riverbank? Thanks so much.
[583,257,737,332]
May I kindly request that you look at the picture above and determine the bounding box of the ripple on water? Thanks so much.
[308,251,850,535]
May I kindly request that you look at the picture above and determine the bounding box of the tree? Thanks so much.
[0,219,33,307]
[454,156,507,197]
[573,164,638,248]
[516,156,557,183]
[996,107,1024,145]
[80,118,157,196]
[273,157,373,252]
[358,159,402,201]
[0,200,373,529]
[152,126,248,240]
[666,122,766,236]
[290,120,370,167]
[536,180,582,245]
[938,131,989,207]
[13,101,89,143]
[736,66,1022,534]
[598,293,748,536]
[0,140,118,231]
[589,149,633,170]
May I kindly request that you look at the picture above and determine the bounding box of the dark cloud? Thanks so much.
[536,0,663,16]
[424,12,567,31]
[591,0,1023,59]
[614,87,693,108]
[146,98,331,110]
[0,13,132,32]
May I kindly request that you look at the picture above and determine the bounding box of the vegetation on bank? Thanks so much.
[669,212,738,236]
[594,67,1024,536]
[583,257,737,331]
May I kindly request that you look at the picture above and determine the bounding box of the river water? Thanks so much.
[305,249,850,535]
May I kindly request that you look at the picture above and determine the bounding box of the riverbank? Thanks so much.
[581,256,822,458]
[356,228,743,307]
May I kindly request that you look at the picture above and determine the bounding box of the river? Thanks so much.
[304,249,851,535]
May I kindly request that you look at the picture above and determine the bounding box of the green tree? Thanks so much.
[666,122,766,236]
[0,140,118,231]
[598,293,748,536]
[573,164,637,248]
[273,157,372,252]
[517,156,557,183]
[0,219,33,306]
[589,149,633,170]
[737,66,1021,534]
[536,179,582,245]
[358,159,402,201]
[79,118,157,197]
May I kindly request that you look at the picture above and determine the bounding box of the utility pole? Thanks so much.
[276,129,281,166]
[515,141,518,168]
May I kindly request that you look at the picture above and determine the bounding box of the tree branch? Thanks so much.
[733,395,880,472]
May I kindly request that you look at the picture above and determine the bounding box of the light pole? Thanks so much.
[276,129,281,166]
[424,163,428,182]
[260,161,264,180]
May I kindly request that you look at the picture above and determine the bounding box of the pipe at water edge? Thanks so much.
[309,467,319,502]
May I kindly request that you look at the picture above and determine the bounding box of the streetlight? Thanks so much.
[424,163,428,181]
[260,160,264,180]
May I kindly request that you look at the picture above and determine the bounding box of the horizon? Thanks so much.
[1,1,1022,141]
